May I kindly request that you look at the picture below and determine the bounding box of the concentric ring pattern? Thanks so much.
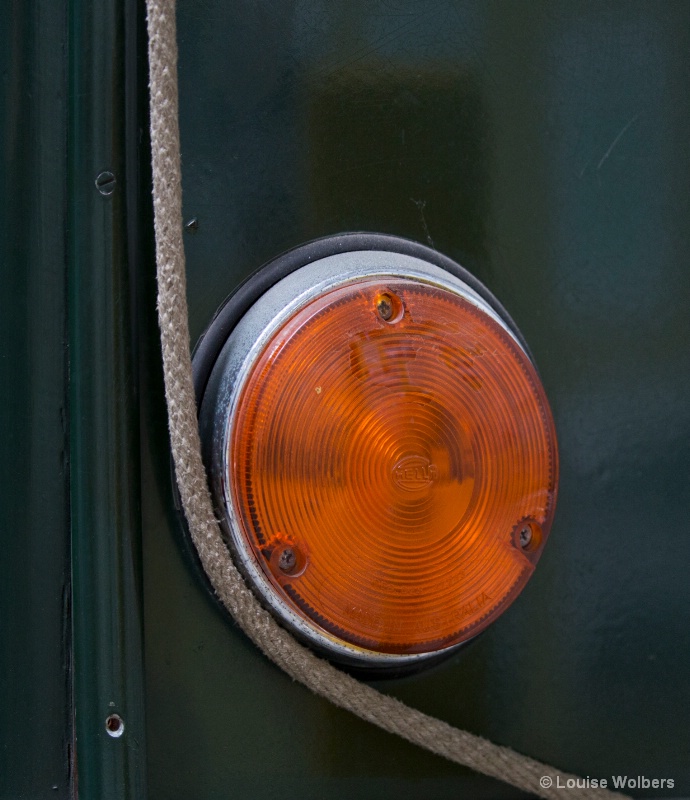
[229,277,558,655]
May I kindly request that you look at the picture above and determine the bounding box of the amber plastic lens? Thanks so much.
[228,277,558,656]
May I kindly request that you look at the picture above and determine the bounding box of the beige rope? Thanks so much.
[146,2,630,797]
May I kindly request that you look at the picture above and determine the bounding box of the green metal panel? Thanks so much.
[1,0,150,792]
[67,0,148,797]
[0,2,72,797]
[141,2,690,799]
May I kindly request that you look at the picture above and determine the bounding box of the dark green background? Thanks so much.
[1,2,72,795]
[2,1,689,799]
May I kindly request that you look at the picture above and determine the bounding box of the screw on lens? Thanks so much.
[278,547,297,573]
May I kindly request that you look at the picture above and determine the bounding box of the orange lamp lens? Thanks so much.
[228,277,558,656]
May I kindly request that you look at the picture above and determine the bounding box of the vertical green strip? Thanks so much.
[68,0,147,796]
[0,2,72,796]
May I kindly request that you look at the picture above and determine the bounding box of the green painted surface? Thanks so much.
[67,0,148,797]
[1,0,149,794]
[0,3,72,797]
[142,2,690,799]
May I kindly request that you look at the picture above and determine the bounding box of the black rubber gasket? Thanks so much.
[192,232,533,410]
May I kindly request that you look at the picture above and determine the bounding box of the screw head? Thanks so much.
[278,547,297,572]
[519,526,532,549]
[95,171,116,196]
[376,294,394,321]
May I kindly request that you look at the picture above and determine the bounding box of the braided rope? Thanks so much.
[145,2,629,797]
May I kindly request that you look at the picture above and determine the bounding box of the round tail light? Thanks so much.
[197,236,558,671]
